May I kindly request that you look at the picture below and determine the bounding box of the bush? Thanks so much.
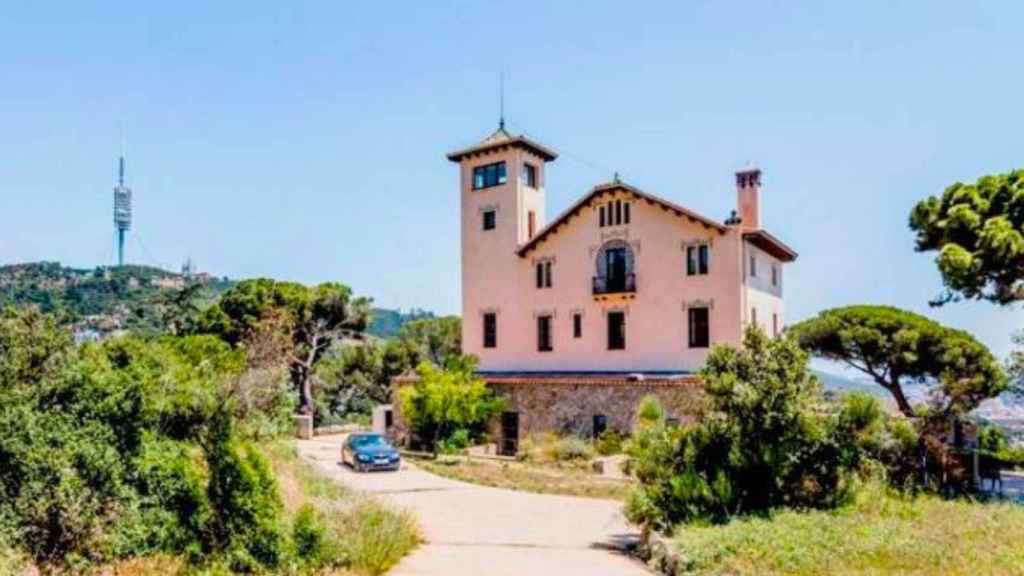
[552,436,593,462]
[397,357,504,450]
[0,309,291,571]
[626,327,851,531]
[436,428,471,455]
[594,429,626,456]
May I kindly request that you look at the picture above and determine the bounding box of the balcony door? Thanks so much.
[604,247,628,292]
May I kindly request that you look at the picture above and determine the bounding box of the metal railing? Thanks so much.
[593,273,636,295]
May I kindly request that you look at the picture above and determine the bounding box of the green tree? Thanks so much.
[397,316,461,367]
[625,327,846,530]
[397,357,503,449]
[909,169,1024,305]
[789,305,1006,418]
[200,279,371,414]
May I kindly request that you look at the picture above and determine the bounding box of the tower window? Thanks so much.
[624,202,630,224]
[749,255,757,277]
[536,263,544,289]
[482,210,496,231]
[615,200,622,225]
[773,313,779,336]
[544,261,552,288]
[523,163,537,188]
[607,311,625,350]
[599,205,606,227]
[537,315,553,352]
[528,210,536,239]
[483,313,497,348]
[688,307,709,348]
[687,244,710,276]
[771,264,779,287]
[473,161,507,190]
[573,313,582,338]
[751,307,758,327]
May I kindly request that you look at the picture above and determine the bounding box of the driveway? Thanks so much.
[297,436,653,576]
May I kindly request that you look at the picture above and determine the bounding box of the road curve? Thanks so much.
[296,436,654,576]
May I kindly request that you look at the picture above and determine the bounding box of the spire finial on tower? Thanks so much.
[499,68,506,130]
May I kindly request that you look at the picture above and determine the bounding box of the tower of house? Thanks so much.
[447,123,558,361]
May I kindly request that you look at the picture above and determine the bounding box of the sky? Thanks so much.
[1,1,1022,359]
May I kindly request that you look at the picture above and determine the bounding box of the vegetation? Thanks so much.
[366,308,434,339]
[396,357,503,450]
[909,168,1024,305]
[0,261,232,333]
[418,458,632,501]
[198,279,372,415]
[0,305,417,574]
[625,328,924,532]
[263,442,420,575]
[314,316,461,425]
[789,305,1006,418]
[667,482,1024,576]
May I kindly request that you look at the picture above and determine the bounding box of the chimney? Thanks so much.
[735,166,762,230]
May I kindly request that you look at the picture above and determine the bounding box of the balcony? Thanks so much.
[593,273,636,295]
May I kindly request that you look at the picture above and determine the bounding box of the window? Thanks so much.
[749,255,757,277]
[528,210,536,239]
[483,313,497,348]
[615,200,622,225]
[573,313,582,338]
[593,415,607,438]
[624,202,630,224]
[522,163,537,188]
[772,313,779,337]
[599,205,606,227]
[472,161,507,190]
[688,307,709,348]
[687,244,710,276]
[607,311,626,350]
[536,261,552,289]
[482,210,496,231]
[537,315,553,352]
[771,264,778,287]
[751,307,758,327]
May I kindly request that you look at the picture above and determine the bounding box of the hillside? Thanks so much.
[0,261,430,339]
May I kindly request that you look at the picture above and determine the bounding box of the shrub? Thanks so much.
[626,327,851,531]
[338,501,419,575]
[552,436,593,462]
[291,505,326,562]
[436,428,471,455]
[594,429,626,456]
[397,357,504,450]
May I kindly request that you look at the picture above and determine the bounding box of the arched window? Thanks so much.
[594,240,636,294]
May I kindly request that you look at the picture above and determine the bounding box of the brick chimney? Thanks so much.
[735,166,761,230]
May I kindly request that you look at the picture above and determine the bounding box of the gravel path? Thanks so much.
[297,436,654,576]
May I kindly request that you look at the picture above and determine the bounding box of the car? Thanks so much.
[341,432,401,472]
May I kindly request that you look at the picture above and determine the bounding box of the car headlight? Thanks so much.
[357,453,371,462]
[389,454,400,461]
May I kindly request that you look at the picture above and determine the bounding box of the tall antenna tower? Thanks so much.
[113,155,132,267]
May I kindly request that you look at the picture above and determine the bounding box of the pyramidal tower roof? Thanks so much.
[446,124,558,163]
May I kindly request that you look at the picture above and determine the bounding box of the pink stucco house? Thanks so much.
[395,124,797,453]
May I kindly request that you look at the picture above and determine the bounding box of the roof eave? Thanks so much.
[446,137,558,163]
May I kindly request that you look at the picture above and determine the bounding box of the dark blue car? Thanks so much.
[341,433,401,472]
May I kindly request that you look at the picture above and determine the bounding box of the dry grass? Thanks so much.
[262,441,421,576]
[669,483,1024,576]
[418,457,633,501]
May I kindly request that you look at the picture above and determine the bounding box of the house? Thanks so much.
[395,123,797,454]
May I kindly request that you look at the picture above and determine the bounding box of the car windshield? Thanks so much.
[350,435,388,449]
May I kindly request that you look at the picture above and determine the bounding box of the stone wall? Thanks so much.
[488,379,702,440]
[389,374,702,449]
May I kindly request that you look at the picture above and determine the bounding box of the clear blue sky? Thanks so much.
[1,2,1021,358]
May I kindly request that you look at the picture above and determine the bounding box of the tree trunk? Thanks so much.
[880,375,915,417]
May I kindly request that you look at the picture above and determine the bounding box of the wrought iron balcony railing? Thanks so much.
[593,273,636,295]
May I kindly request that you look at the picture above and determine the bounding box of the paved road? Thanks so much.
[297,436,653,576]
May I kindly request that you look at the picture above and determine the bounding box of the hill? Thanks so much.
[0,261,432,339]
